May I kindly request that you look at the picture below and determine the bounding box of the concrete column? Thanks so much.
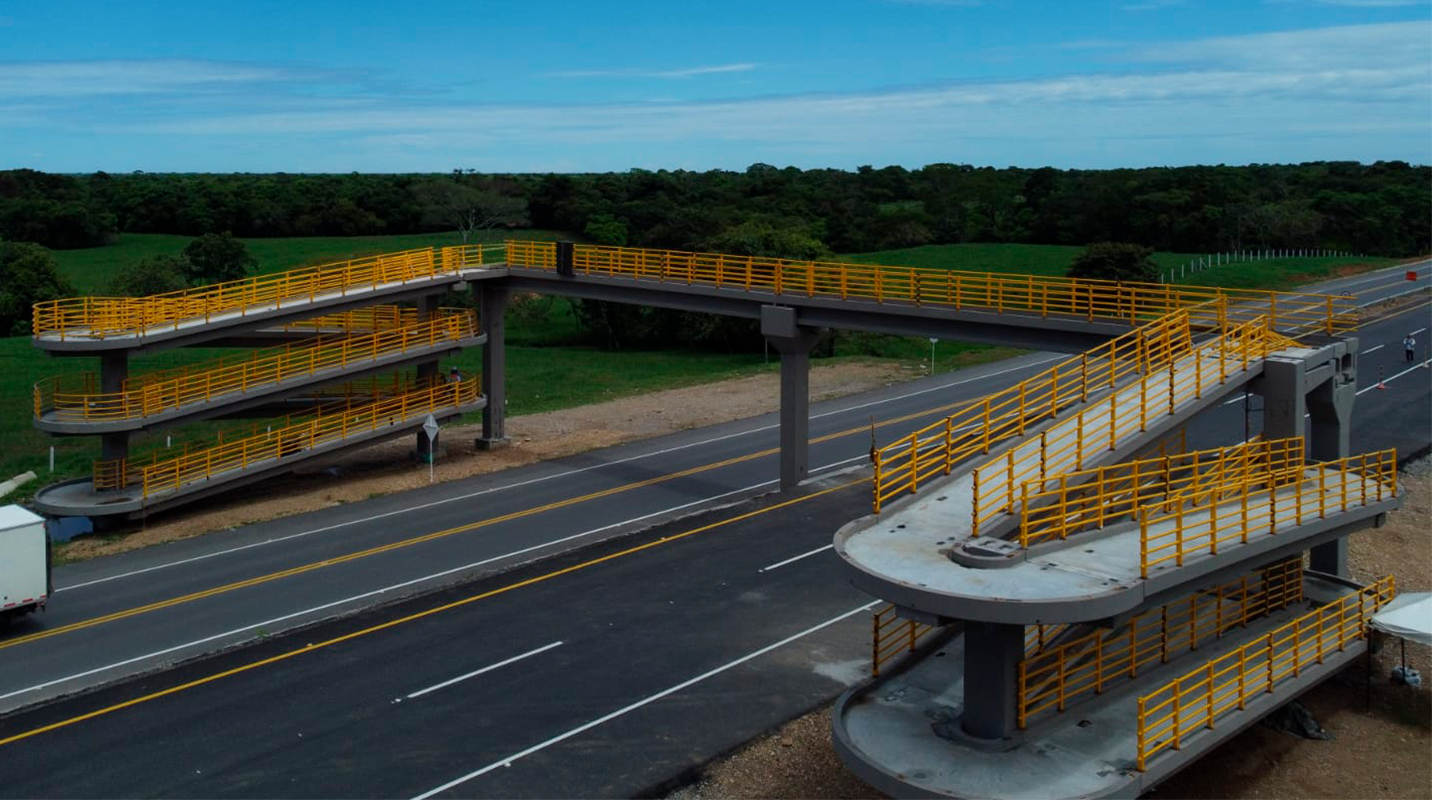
[416,294,442,460]
[1307,345,1356,577]
[99,351,129,470]
[477,286,509,450]
[761,306,819,493]
[1259,357,1307,453]
[962,622,1024,742]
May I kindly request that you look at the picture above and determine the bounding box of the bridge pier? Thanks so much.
[960,621,1024,744]
[1258,344,1357,577]
[477,286,509,450]
[416,295,443,461]
[762,306,818,493]
[1307,343,1357,576]
[99,351,129,469]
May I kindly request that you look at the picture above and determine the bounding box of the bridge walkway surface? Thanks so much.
[828,268,1408,796]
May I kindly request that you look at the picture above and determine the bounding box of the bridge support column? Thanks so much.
[1261,349,1359,578]
[99,351,129,471]
[961,621,1023,743]
[762,307,818,493]
[477,286,509,450]
[1307,344,1356,577]
[416,295,443,461]
[1259,357,1307,452]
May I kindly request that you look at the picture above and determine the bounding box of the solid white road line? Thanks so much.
[758,545,834,573]
[60,355,1061,594]
[4,453,873,705]
[1413,327,1427,336]
[1356,361,1432,396]
[404,642,563,700]
[409,601,880,800]
[1361,345,1384,355]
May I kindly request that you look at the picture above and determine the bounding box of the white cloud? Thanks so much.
[1119,21,1431,70]
[546,63,759,79]
[5,22,1428,169]
[0,59,304,98]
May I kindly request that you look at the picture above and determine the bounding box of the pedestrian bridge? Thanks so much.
[29,241,1359,525]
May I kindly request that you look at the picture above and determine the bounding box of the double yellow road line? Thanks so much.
[2,392,978,655]
[0,478,865,747]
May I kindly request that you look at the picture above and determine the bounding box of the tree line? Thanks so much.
[2,161,1426,342]
[1,161,1426,258]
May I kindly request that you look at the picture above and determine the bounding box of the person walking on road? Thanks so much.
[1404,333,1417,363]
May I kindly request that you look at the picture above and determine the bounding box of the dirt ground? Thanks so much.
[669,459,1432,800]
[58,360,910,561]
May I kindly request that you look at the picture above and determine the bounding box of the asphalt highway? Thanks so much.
[0,265,1426,797]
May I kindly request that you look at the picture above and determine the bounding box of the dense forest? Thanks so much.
[1,162,1427,258]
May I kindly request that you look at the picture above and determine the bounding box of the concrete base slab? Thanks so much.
[475,437,511,451]
[832,575,1370,800]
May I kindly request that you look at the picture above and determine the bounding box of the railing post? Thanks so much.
[1136,697,1147,772]
[1081,353,1089,403]
[1206,662,1216,729]
[944,417,954,475]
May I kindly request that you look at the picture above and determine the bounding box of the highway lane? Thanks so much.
[0,351,1067,712]
[0,317,1425,797]
[1301,258,1430,306]
[0,267,1421,715]
[0,474,878,798]
[0,276,1426,797]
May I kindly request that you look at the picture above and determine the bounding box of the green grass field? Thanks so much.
[841,243,1396,291]
[52,229,571,294]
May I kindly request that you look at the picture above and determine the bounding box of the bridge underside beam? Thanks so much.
[500,272,1121,353]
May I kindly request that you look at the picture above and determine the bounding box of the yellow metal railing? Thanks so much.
[873,308,1201,513]
[500,241,1357,334]
[871,605,934,677]
[92,378,480,496]
[1140,448,1398,578]
[1135,575,1396,770]
[279,304,420,334]
[1018,437,1304,547]
[969,315,1298,534]
[1018,559,1303,728]
[440,243,511,271]
[32,245,502,340]
[36,310,477,422]
[872,606,1067,677]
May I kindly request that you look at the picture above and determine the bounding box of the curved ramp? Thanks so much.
[34,309,482,433]
[35,379,484,517]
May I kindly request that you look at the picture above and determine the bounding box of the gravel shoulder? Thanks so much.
[669,459,1432,800]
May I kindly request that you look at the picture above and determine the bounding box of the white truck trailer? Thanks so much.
[0,505,50,624]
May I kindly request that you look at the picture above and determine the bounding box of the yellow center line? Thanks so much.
[1,394,978,652]
[0,477,866,748]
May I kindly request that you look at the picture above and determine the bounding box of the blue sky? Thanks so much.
[1,0,1429,172]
